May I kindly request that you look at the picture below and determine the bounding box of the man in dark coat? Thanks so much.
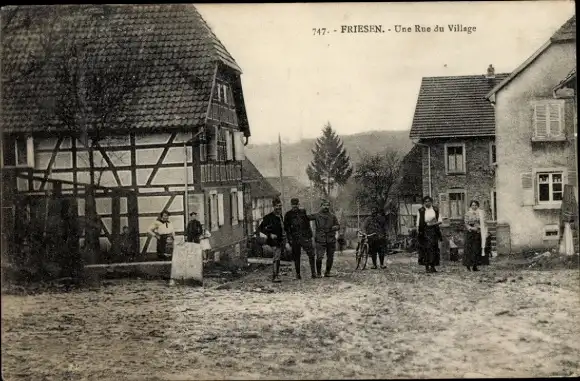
[284,198,315,279]
[259,197,286,283]
[308,200,340,277]
[362,206,388,269]
[185,211,204,244]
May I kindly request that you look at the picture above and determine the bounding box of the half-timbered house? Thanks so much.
[1,4,252,262]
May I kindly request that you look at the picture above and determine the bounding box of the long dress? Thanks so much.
[463,209,486,267]
[416,207,442,267]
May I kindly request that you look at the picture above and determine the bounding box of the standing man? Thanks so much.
[309,200,340,277]
[363,206,388,269]
[185,211,204,244]
[284,198,316,279]
[259,197,286,283]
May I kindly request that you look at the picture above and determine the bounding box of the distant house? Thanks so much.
[1,5,251,263]
[241,159,280,234]
[409,67,510,233]
[486,16,576,254]
[393,145,423,235]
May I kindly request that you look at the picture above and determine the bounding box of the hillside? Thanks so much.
[245,130,414,184]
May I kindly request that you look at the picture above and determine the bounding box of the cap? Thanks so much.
[291,198,299,205]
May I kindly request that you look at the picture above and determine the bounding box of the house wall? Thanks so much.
[420,137,496,220]
[494,41,576,253]
[8,129,247,262]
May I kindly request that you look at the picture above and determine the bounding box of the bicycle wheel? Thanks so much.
[355,243,363,270]
[360,244,369,270]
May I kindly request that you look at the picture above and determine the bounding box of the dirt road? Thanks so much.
[2,252,579,380]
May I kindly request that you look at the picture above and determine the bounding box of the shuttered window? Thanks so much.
[448,192,466,218]
[237,190,244,221]
[225,130,234,161]
[234,131,245,161]
[532,101,564,140]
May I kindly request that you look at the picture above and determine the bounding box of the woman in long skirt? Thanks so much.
[148,210,176,260]
[463,200,487,271]
[416,196,443,273]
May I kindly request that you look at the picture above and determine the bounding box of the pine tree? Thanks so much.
[306,123,353,200]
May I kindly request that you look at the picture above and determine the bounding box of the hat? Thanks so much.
[291,198,300,205]
[189,211,198,216]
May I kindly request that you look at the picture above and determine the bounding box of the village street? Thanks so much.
[2,252,579,380]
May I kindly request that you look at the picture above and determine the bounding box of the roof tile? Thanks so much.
[2,4,241,134]
[410,73,509,139]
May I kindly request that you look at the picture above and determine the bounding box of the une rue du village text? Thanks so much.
[312,24,477,35]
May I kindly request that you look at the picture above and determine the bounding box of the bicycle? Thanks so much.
[355,231,376,270]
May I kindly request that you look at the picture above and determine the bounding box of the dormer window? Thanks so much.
[215,82,234,106]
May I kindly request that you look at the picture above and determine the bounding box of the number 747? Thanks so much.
[312,28,327,35]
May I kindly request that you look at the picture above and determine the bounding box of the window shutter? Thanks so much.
[238,190,244,220]
[26,137,35,168]
[521,172,535,206]
[217,84,222,102]
[225,130,233,161]
[548,104,563,137]
[439,193,449,219]
[234,131,245,161]
[217,193,224,226]
[222,85,228,104]
[534,104,548,139]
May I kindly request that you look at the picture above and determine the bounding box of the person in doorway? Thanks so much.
[362,206,388,269]
[185,211,204,244]
[463,200,487,271]
[148,210,175,260]
[308,200,340,277]
[284,198,316,279]
[259,197,286,283]
[416,196,443,273]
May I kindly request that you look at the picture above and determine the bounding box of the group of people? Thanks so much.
[258,197,340,282]
[415,195,491,273]
[141,193,491,278]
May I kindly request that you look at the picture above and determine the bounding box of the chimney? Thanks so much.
[486,64,495,79]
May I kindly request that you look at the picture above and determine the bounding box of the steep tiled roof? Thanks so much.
[487,15,575,99]
[551,15,576,42]
[1,4,243,133]
[242,159,280,199]
[409,73,510,139]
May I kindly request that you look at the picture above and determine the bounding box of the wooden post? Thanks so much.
[111,190,121,257]
[127,192,140,259]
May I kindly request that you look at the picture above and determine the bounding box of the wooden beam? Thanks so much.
[94,142,122,186]
[72,137,78,196]
[39,137,64,191]
[145,132,177,186]
[130,133,137,188]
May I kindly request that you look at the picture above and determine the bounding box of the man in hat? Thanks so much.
[308,199,340,277]
[185,211,204,244]
[284,198,316,279]
[259,197,286,282]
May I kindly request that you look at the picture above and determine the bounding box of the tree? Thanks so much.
[354,150,402,212]
[306,123,353,200]
[3,5,157,259]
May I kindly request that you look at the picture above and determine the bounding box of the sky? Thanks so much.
[196,1,576,145]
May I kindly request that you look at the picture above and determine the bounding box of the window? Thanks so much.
[2,136,34,168]
[217,129,227,162]
[215,82,234,106]
[532,100,565,141]
[543,225,560,241]
[445,144,465,174]
[490,142,496,166]
[448,191,466,218]
[537,172,563,203]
